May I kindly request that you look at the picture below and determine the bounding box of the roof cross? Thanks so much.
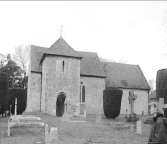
[60,25,63,38]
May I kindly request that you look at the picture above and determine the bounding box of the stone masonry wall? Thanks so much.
[120,89,149,115]
[80,76,105,116]
[42,56,80,116]
[26,72,42,112]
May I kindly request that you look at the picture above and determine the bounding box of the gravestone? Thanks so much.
[49,127,58,144]
[136,120,142,134]
[71,103,80,116]
[45,125,58,144]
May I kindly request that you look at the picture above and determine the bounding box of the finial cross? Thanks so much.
[60,25,63,37]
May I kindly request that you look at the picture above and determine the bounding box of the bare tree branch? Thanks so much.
[12,45,30,73]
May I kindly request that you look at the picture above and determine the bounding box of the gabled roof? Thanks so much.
[41,37,82,61]
[78,51,106,78]
[29,39,105,78]
[30,45,47,72]
[103,62,150,90]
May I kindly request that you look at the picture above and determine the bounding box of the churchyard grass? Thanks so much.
[0,112,151,144]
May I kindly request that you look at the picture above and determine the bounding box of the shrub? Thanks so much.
[103,88,123,119]
[0,72,8,113]
[8,88,27,115]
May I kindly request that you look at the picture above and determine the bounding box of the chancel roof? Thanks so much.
[103,62,150,90]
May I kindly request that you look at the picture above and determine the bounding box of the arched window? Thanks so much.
[82,86,85,103]
[80,82,85,103]
[62,60,65,72]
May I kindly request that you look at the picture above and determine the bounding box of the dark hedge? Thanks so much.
[156,69,167,103]
[8,88,27,115]
[0,72,8,113]
[103,88,123,119]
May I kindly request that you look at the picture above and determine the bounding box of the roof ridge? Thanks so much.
[30,44,48,49]
[104,61,138,66]
[157,68,167,72]
[77,50,97,54]
[136,65,150,90]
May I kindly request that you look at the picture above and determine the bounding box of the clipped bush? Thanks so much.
[8,88,27,115]
[103,88,123,119]
[0,72,8,113]
[156,69,167,117]
[156,69,167,100]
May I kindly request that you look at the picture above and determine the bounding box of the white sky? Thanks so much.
[0,1,167,82]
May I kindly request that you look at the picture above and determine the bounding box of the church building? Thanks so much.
[26,36,150,117]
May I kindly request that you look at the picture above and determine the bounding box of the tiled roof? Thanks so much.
[30,45,47,72]
[103,62,150,90]
[30,38,105,78]
[78,51,106,78]
[43,37,81,59]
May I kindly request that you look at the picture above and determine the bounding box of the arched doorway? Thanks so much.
[56,92,66,117]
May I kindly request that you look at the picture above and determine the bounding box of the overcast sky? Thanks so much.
[0,1,167,82]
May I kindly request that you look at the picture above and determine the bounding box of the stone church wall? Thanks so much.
[27,72,42,112]
[80,76,105,116]
[42,56,80,116]
[120,89,149,115]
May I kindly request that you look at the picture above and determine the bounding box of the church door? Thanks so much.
[56,92,66,117]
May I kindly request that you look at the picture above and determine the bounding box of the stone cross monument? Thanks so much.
[128,90,138,122]
[59,25,63,38]
[14,97,17,116]
[128,90,137,115]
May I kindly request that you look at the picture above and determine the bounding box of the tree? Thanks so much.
[148,79,155,91]
[12,45,30,73]
[0,54,27,115]
[0,54,25,88]
[0,53,7,68]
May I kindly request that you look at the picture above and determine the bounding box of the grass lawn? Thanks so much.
[0,113,151,144]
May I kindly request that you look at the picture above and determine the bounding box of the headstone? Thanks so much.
[45,125,58,144]
[49,127,58,144]
[136,120,142,134]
